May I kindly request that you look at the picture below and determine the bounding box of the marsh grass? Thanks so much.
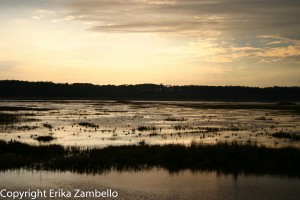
[273,132,300,141]
[0,140,300,176]
[78,122,99,128]
[0,106,52,111]
[255,116,273,120]
[0,113,20,123]
[0,140,63,169]
[43,123,53,129]
[171,103,300,114]
[164,117,186,121]
[0,113,39,124]
[20,126,39,130]
[35,136,56,142]
[137,126,156,131]
[276,102,297,106]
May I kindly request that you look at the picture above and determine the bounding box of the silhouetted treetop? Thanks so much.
[0,80,299,101]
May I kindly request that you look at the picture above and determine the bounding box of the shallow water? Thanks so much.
[1,101,300,199]
[0,169,299,200]
[1,100,300,147]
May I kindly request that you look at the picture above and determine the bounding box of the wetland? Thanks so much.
[1,100,300,199]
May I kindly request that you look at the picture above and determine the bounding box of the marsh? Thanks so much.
[0,100,299,148]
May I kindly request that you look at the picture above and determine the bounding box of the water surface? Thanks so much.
[1,100,299,147]
[1,170,299,200]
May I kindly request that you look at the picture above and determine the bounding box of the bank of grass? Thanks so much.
[35,135,56,142]
[0,113,20,123]
[0,106,52,111]
[0,140,300,177]
[171,102,300,114]
[78,122,99,128]
[0,113,39,124]
[0,140,64,169]
[273,132,300,141]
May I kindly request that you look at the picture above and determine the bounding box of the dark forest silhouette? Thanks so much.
[0,80,300,100]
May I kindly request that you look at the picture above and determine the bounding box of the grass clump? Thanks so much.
[0,140,63,170]
[204,127,221,132]
[0,113,20,124]
[255,116,272,120]
[164,117,185,121]
[273,132,300,141]
[137,126,156,131]
[35,136,56,142]
[0,106,52,111]
[78,122,99,128]
[43,123,53,129]
[0,113,39,124]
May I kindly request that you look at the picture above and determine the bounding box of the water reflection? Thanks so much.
[1,101,300,148]
[1,169,299,200]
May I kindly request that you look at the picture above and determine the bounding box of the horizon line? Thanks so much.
[1,79,300,89]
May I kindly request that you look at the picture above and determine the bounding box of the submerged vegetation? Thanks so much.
[0,140,300,177]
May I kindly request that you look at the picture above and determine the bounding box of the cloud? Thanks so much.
[257,46,300,58]
[32,9,56,20]
[64,0,300,39]
[252,36,300,63]
[0,0,64,8]
[2,1,300,74]
[177,36,300,64]
[5,0,299,64]
[61,0,300,65]
[0,60,20,73]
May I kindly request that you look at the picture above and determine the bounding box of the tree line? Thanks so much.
[0,80,300,100]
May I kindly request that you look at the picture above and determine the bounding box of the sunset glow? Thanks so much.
[1,0,300,86]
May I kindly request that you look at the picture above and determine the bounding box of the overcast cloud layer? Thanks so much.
[64,0,300,37]
[64,0,300,64]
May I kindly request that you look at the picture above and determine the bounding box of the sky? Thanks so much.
[1,0,300,86]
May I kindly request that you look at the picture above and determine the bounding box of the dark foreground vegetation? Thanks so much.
[1,80,300,101]
[1,140,300,177]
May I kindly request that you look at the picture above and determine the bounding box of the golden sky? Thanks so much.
[1,0,300,86]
